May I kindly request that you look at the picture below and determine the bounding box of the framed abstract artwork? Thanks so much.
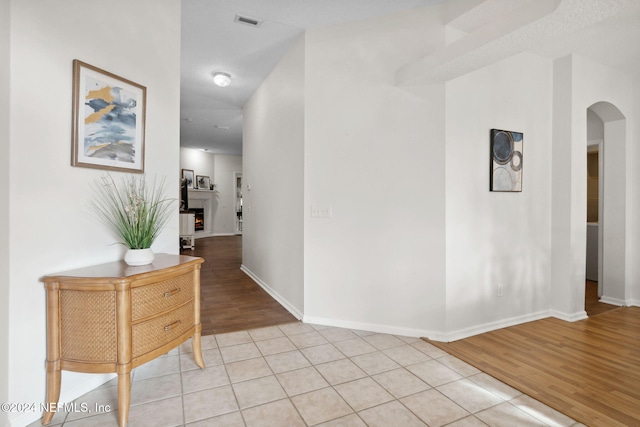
[71,60,146,173]
[182,169,195,189]
[196,175,210,190]
[490,128,523,192]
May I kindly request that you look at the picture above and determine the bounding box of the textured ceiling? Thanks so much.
[181,0,640,155]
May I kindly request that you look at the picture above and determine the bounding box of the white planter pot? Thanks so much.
[124,248,155,266]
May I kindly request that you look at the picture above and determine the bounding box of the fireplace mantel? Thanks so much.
[188,189,216,238]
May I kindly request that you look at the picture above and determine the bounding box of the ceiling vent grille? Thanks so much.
[234,14,263,27]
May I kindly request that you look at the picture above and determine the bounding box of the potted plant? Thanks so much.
[91,174,174,266]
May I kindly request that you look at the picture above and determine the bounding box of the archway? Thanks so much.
[585,101,626,310]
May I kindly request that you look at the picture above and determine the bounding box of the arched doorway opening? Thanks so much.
[585,101,626,314]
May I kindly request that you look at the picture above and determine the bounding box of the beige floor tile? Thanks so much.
[351,351,400,375]
[225,357,272,383]
[382,344,431,366]
[334,377,394,411]
[396,335,422,344]
[242,398,306,427]
[63,384,118,423]
[362,333,405,350]
[315,413,368,426]
[255,336,296,356]
[372,368,431,398]
[62,411,120,426]
[180,348,223,371]
[467,372,523,400]
[446,415,492,426]
[277,366,330,396]
[318,327,359,343]
[400,389,470,427]
[509,395,576,427]
[215,330,252,347]
[181,364,229,394]
[264,350,310,373]
[437,354,482,377]
[133,354,180,382]
[437,379,504,413]
[248,325,285,341]
[126,395,183,427]
[182,385,238,424]
[288,330,330,348]
[26,411,67,427]
[129,373,182,406]
[315,358,367,385]
[219,342,262,363]
[407,359,463,387]
[358,400,427,427]
[279,322,315,336]
[475,402,547,427]
[351,329,376,337]
[180,334,219,354]
[332,338,377,357]
[232,375,287,409]
[185,411,245,426]
[291,387,353,425]
[300,343,346,365]
[411,340,449,358]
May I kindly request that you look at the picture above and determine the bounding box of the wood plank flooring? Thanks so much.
[181,235,297,335]
[427,307,640,427]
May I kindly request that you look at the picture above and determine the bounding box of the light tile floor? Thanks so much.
[31,322,585,427]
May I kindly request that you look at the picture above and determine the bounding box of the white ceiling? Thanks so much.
[180,0,640,156]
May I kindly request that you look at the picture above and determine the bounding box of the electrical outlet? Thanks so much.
[311,206,332,218]
[497,284,504,297]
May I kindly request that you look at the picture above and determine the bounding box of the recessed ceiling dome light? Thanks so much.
[212,72,231,87]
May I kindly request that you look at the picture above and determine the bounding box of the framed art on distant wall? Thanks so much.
[71,59,147,173]
[490,128,523,192]
[196,175,210,190]
[182,169,195,189]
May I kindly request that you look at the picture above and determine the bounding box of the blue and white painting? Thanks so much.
[74,61,145,172]
[490,129,523,192]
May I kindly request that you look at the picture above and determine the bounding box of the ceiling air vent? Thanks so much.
[234,14,263,27]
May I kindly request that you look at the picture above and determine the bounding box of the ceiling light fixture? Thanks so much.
[212,72,232,87]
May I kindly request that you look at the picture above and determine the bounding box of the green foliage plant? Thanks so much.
[91,174,174,249]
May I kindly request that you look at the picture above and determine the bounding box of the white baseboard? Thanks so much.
[599,295,626,306]
[302,315,446,341]
[213,233,236,237]
[550,309,588,322]
[443,310,553,342]
[239,265,303,320]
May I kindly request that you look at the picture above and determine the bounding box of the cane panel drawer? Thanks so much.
[131,272,194,321]
[132,301,195,358]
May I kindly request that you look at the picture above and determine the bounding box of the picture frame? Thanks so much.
[490,128,523,192]
[196,175,210,190]
[182,169,195,189]
[71,59,147,173]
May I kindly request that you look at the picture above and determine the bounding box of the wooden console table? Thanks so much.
[40,254,205,427]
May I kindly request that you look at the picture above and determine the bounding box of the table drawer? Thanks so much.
[131,272,194,321]
[132,302,194,358]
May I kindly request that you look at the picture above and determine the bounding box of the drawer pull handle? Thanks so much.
[164,320,182,332]
[164,288,181,298]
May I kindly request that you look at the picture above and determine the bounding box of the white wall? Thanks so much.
[180,147,215,186]
[0,0,10,425]
[445,53,553,337]
[180,148,242,236]
[550,55,635,318]
[630,77,640,305]
[302,9,447,337]
[8,1,181,425]
[243,35,306,317]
